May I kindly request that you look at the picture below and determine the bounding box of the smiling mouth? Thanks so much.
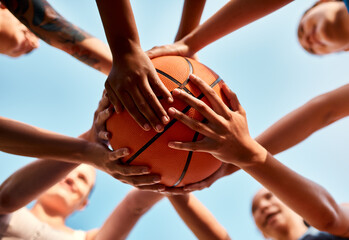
[263,211,281,227]
[309,26,326,48]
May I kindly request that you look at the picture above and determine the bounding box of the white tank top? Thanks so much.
[0,208,86,240]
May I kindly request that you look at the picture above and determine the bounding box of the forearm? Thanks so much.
[182,0,292,53]
[256,85,349,155]
[96,0,140,58]
[2,0,112,74]
[243,151,348,235]
[175,0,206,41]
[95,189,163,240]
[0,159,78,214]
[168,194,230,240]
[0,117,93,162]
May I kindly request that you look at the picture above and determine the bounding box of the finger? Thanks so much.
[114,174,162,187]
[108,148,130,160]
[142,79,170,125]
[101,90,111,108]
[96,108,112,127]
[146,45,176,59]
[167,107,217,139]
[161,187,188,195]
[108,163,153,177]
[221,83,244,113]
[189,74,230,117]
[98,131,110,141]
[105,81,123,114]
[136,184,166,192]
[168,140,216,152]
[171,88,221,124]
[129,84,164,132]
[148,72,173,104]
[116,90,151,131]
[183,181,210,192]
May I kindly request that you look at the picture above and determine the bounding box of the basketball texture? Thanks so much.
[107,56,226,187]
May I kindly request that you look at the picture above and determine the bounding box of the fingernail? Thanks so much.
[158,186,166,192]
[143,124,151,131]
[155,124,163,132]
[153,176,161,182]
[172,88,180,96]
[141,167,150,173]
[168,142,174,148]
[123,148,129,155]
[168,96,174,103]
[162,115,170,124]
[114,107,120,114]
[168,107,176,115]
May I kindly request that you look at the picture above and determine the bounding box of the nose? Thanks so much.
[258,199,271,214]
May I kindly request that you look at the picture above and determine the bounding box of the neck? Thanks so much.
[30,202,70,232]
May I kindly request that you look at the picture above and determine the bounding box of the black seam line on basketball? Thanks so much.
[125,93,205,165]
[125,77,222,165]
[171,118,208,187]
[171,130,200,187]
[156,68,194,96]
[180,58,193,88]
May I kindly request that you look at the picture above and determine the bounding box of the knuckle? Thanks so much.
[195,102,206,112]
[138,101,148,110]
[206,88,216,96]
[191,121,202,131]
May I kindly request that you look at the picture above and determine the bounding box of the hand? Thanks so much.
[182,163,239,192]
[81,91,166,192]
[167,74,266,168]
[159,163,239,195]
[105,46,172,132]
[146,40,194,59]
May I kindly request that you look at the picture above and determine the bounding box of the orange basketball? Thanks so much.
[107,56,227,187]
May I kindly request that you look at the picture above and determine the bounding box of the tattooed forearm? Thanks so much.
[0,0,112,72]
[2,0,91,44]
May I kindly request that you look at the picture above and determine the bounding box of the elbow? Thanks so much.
[311,208,342,234]
[0,184,20,214]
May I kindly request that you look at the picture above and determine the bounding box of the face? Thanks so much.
[252,189,297,239]
[38,164,96,216]
[0,6,39,57]
[298,1,349,55]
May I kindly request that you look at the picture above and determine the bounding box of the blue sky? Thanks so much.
[1,0,349,239]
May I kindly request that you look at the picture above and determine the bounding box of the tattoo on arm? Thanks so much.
[1,0,100,68]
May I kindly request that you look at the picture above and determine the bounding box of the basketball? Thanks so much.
[107,56,227,187]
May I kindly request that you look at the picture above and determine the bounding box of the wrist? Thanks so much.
[181,32,201,56]
[111,38,142,59]
[236,140,268,169]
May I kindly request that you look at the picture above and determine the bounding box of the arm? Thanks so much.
[0,116,105,163]
[168,194,231,240]
[1,0,112,74]
[0,159,78,214]
[167,75,349,237]
[256,84,349,155]
[175,0,206,42]
[0,93,162,192]
[96,0,172,132]
[147,0,292,58]
[91,189,164,240]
